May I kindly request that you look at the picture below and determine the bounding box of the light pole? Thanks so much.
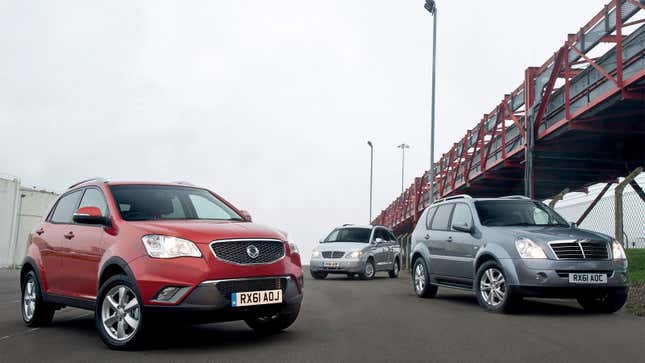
[397,143,410,193]
[424,0,437,203]
[367,141,374,223]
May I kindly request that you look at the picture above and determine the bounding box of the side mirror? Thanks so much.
[374,237,385,244]
[452,223,472,233]
[240,210,252,222]
[73,206,110,226]
[570,221,578,228]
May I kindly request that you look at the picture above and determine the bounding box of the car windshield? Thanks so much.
[474,200,569,227]
[323,228,371,243]
[110,185,244,221]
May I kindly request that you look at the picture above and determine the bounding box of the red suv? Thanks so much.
[20,179,303,349]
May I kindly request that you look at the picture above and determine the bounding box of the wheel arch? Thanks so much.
[98,257,137,290]
[20,257,43,292]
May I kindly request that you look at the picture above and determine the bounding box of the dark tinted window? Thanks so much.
[79,188,108,216]
[425,207,437,229]
[110,185,242,221]
[474,200,568,227]
[50,191,83,223]
[324,228,371,243]
[430,204,453,230]
[374,229,388,241]
[451,203,472,230]
[386,231,397,241]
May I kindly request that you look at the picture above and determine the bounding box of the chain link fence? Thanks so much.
[554,176,645,249]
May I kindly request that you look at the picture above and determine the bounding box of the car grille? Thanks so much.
[215,278,287,300]
[321,251,346,259]
[211,239,285,264]
[549,240,609,260]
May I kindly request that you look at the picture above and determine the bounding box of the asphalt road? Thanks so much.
[0,268,644,362]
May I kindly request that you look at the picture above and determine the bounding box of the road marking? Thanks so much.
[0,313,92,343]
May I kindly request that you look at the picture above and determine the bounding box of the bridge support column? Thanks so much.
[548,188,570,208]
[615,167,643,247]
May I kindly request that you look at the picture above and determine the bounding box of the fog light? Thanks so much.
[156,286,180,301]
[535,272,548,282]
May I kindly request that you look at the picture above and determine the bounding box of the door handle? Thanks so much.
[36,228,44,235]
[424,234,430,240]
[64,231,75,240]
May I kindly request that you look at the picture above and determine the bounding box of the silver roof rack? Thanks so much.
[68,177,108,189]
[172,181,195,186]
[432,194,471,204]
[500,195,531,200]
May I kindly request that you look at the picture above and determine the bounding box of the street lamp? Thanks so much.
[424,0,437,203]
[397,143,410,193]
[367,141,374,223]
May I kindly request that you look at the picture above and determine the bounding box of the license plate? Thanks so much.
[569,273,607,284]
[324,261,340,268]
[231,289,282,307]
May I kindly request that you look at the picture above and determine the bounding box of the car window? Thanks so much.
[78,188,108,216]
[323,228,371,243]
[189,194,233,219]
[451,203,472,230]
[474,200,568,227]
[425,207,437,230]
[50,190,83,223]
[387,231,397,241]
[110,185,243,221]
[431,204,453,230]
[374,229,388,241]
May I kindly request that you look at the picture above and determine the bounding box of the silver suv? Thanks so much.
[310,225,401,279]
[410,195,629,313]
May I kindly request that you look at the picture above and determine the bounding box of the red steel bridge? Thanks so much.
[373,0,645,235]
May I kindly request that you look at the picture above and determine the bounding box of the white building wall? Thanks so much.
[0,176,58,268]
[0,177,21,267]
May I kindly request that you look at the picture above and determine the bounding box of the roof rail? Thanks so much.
[432,194,472,204]
[68,177,108,189]
[172,181,195,186]
[342,223,354,227]
[500,195,531,200]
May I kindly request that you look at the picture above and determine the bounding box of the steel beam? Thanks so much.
[615,167,643,246]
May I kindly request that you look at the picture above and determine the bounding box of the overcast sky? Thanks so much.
[0,0,609,261]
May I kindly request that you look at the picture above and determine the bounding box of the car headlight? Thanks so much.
[289,242,300,255]
[311,249,320,258]
[141,235,202,258]
[515,238,546,259]
[612,240,626,260]
[348,250,363,259]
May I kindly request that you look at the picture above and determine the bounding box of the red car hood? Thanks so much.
[126,220,286,244]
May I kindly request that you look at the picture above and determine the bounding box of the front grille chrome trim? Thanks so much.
[199,275,292,286]
[209,238,286,266]
[548,239,610,260]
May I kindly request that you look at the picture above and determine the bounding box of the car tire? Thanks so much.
[96,275,146,350]
[245,302,301,335]
[310,271,327,280]
[21,271,55,327]
[360,259,376,280]
[412,258,437,298]
[388,259,400,278]
[475,261,519,313]
[577,289,628,313]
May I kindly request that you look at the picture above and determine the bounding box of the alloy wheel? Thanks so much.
[23,279,36,321]
[365,262,375,278]
[414,262,426,293]
[101,285,141,341]
[480,268,506,306]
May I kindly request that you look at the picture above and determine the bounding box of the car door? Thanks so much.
[60,187,108,300]
[43,190,83,295]
[446,202,477,280]
[386,230,398,266]
[426,204,454,277]
[372,228,389,270]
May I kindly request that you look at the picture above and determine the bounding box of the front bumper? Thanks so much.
[143,275,303,322]
[309,257,365,273]
[499,258,629,297]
